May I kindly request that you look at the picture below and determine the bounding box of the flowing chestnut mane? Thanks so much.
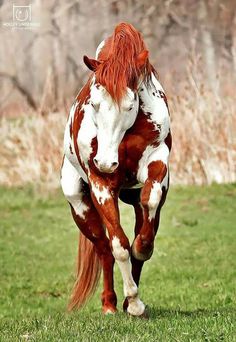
[95,23,154,104]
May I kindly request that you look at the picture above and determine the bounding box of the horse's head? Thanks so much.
[83,48,148,174]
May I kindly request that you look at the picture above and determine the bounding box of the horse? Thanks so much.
[61,22,171,317]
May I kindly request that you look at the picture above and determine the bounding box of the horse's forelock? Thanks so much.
[95,23,153,105]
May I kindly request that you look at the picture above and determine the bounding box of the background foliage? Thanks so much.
[0,0,235,186]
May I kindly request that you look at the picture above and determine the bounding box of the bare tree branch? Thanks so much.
[0,72,37,111]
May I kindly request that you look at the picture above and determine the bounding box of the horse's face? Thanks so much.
[89,82,139,173]
[83,52,148,174]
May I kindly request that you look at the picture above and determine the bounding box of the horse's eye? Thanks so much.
[128,106,133,111]
[91,102,100,112]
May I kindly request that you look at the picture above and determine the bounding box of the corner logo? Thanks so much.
[13,5,32,22]
[2,4,40,29]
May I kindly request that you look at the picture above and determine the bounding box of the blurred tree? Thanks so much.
[0,0,235,112]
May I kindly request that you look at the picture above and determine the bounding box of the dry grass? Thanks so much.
[170,88,236,185]
[168,55,236,185]
[0,112,66,188]
[0,76,235,187]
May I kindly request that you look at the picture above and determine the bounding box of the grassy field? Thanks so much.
[0,184,235,341]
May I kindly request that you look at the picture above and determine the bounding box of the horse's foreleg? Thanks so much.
[61,158,117,313]
[119,189,144,286]
[89,177,145,316]
[122,202,144,311]
[132,144,169,261]
[123,198,166,311]
[131,203,145,283]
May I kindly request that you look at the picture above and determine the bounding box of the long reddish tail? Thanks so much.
[68,232,101,310]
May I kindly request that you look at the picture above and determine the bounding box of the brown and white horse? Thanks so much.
[61,23,171,317]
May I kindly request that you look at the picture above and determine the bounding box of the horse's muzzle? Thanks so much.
[93,158,119,173]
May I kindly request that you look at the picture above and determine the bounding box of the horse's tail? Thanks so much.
[68,232,101,310]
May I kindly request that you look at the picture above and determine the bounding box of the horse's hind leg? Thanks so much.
[61,157,117,313]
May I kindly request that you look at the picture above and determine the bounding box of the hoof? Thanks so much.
[138,307,149,319]
[132,235,153,261]
[102,306,117,315]
[128,307,149,319]
[127,296,146,317]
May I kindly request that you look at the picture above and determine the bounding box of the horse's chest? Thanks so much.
[120,136,152,188]
[76,115,96,165]
[123,112,158,171]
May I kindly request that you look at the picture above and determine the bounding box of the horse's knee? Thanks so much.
[148,182,162,208]
[132,234,154,261]
[111,236,129,262]
[141,181,162,221]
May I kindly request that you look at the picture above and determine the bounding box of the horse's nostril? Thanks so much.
[93,158,118,172]
[112,162,119,168]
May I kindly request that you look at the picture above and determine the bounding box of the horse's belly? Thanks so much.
[122,182,143,189]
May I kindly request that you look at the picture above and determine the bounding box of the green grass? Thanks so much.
[0,184,235,341]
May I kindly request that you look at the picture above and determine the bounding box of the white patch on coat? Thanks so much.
[137,142,170,186]
[111,237,145,316]
[139,73,170,142]
[95,40,105,59]
[61,157,89,219]
[63,101,88,183]
[63,101,78,159]
[161,167,169,189]
[148,181,162,221]
[90,181,111,205]
[77,102,97,166]
[151,73,165,92]
[112,236,129,261]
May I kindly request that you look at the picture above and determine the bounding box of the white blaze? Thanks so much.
[89,84,139,171]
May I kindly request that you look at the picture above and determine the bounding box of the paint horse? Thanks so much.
[61,23,171,317]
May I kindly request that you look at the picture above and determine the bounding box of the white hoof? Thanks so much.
[127,297,145,316]
[104,309,116,315]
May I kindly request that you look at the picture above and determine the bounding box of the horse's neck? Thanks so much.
[96,40,106,59]
[138,72,165,102]
[137,73,170,143]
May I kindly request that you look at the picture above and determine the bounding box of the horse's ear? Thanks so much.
[83,55,101,71]
[136,50,149,68]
